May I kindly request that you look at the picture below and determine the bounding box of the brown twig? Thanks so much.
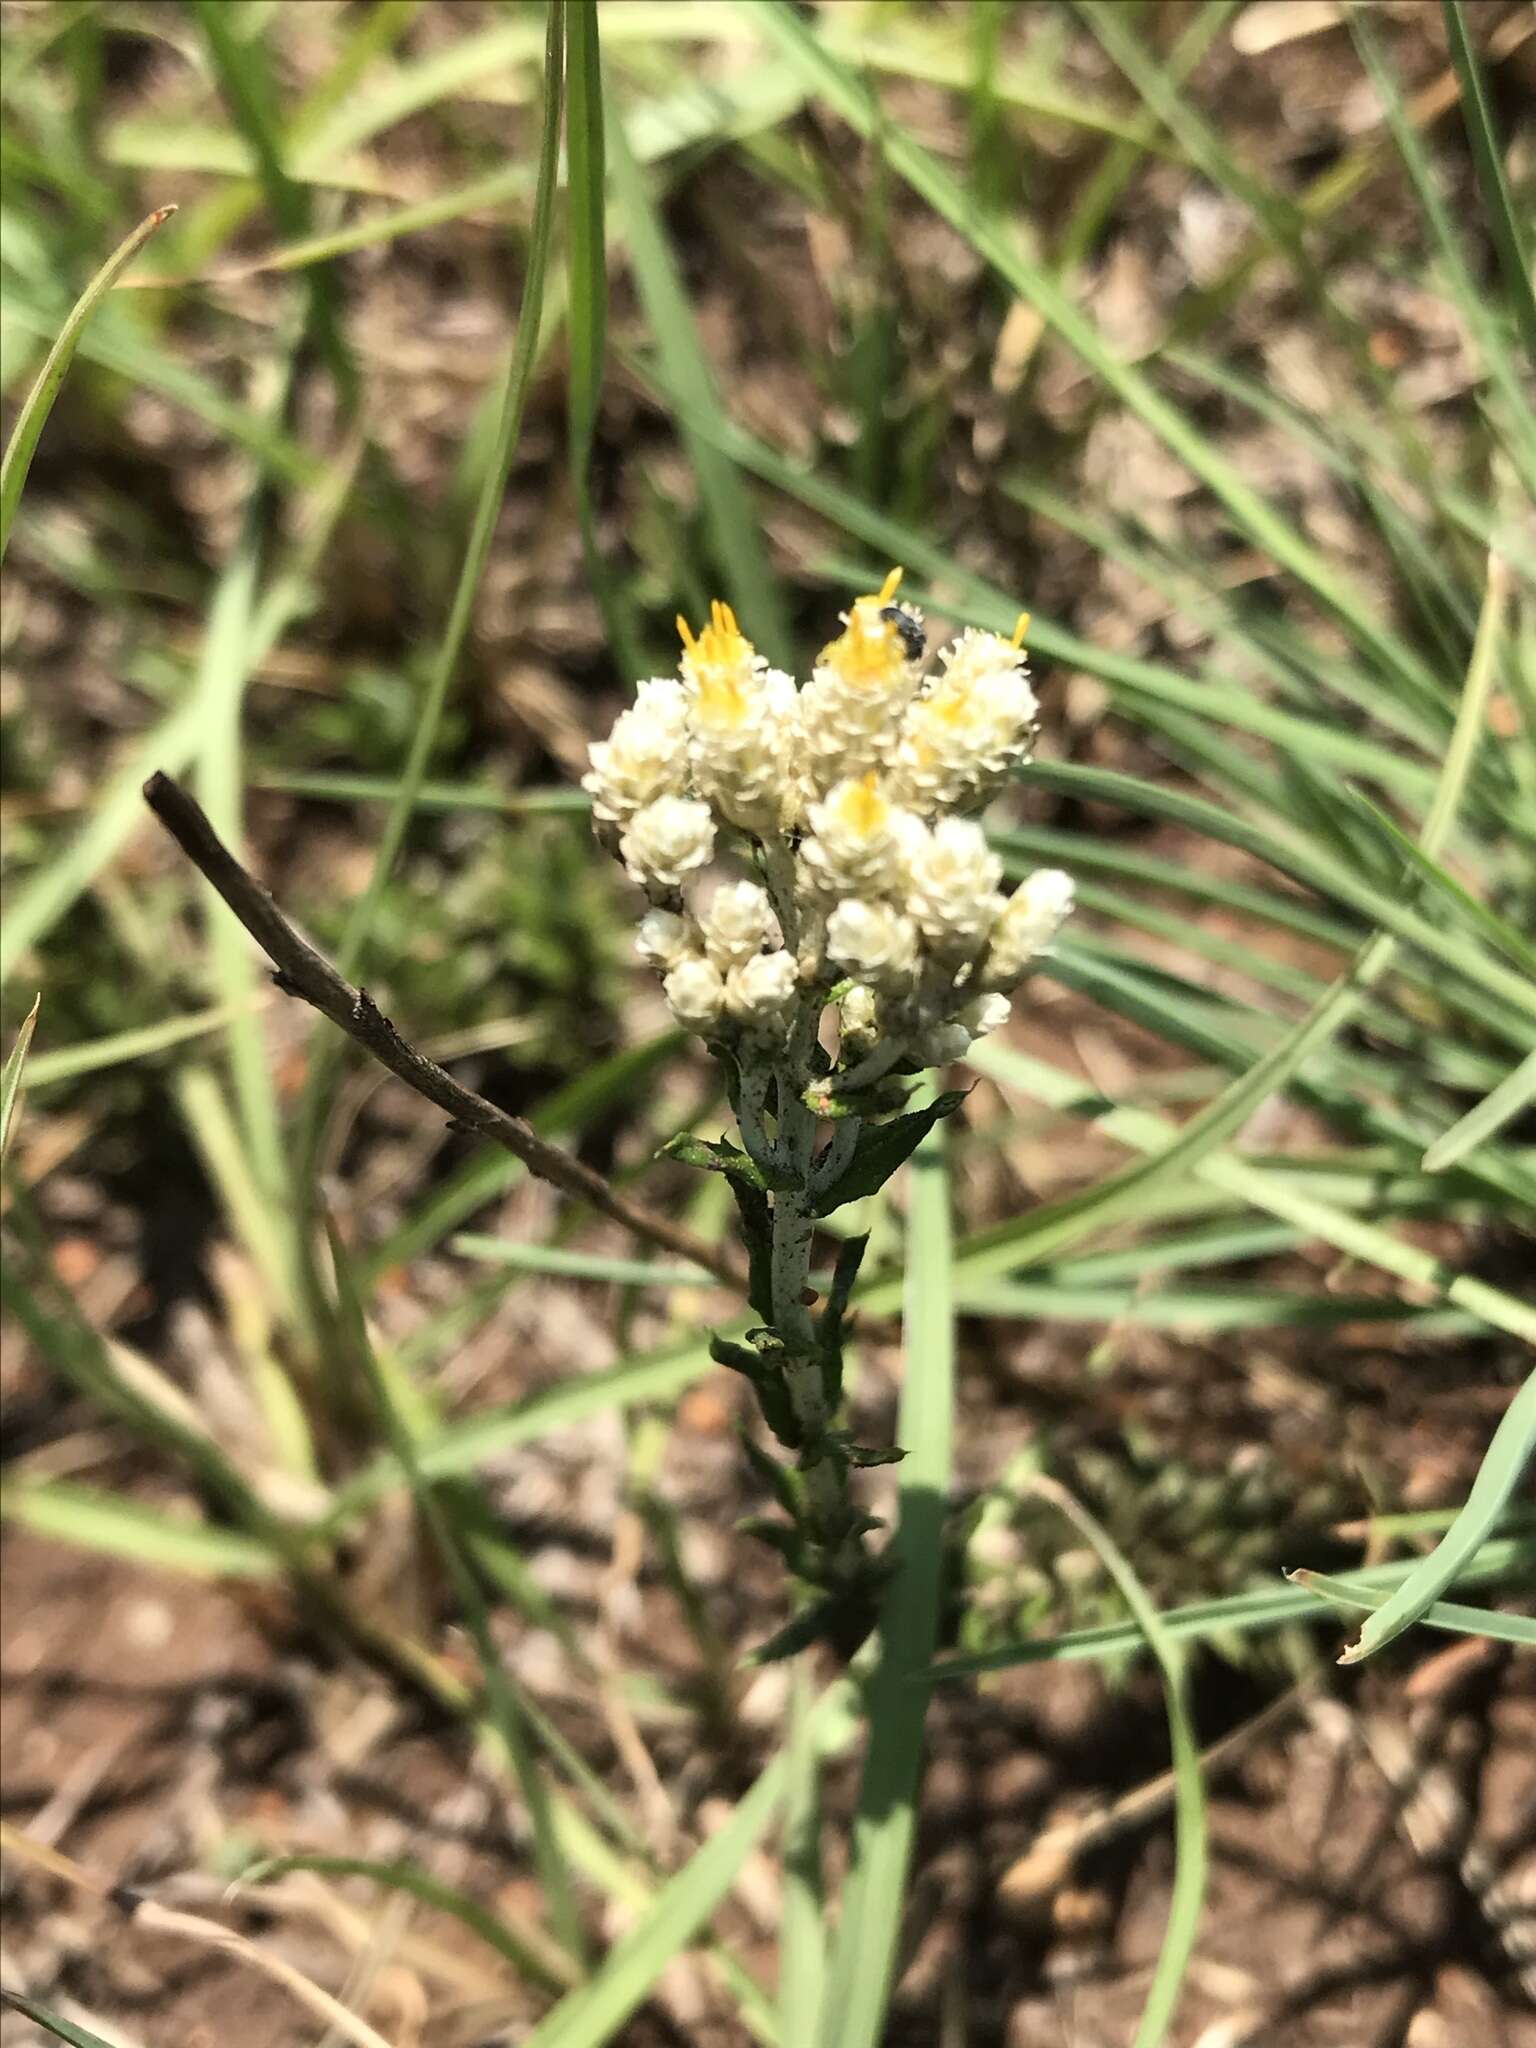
[143,771,745,1291]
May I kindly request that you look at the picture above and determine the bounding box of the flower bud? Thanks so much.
[663,955,726,1033]
[699,879,778,971]
[636,908,695,973]
[620,795,716,892]
[981,869,1074,988]
[725,948,800,1023]
[825,898,919,989]
[904,817,1003,950]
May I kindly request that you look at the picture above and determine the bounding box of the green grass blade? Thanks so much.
[247,1853,575,1993]
[1441,0,1536,371]
[526,1682,860,2048]
[1028,1478,1206,2048]
[819,1100,954,2048]
[565,0,635,674]
[1423,1050,1536,1175]
[22,1001,260,1091]
[931,1537,1536,1679]
[0,1479,277,1578]
[1349,5,1536,486]
[1,994,40,1164]
[959,1038,1536,1348]
[1334,1369,1536,1665]
[450,1235,711,1289]
[0,203,174,561]
[779,1668,827,2045]
[746,0,1444,711]
[0,1993,124,2048]
[1288,1570,1536,1652]
[1346,788,1536,979]
[605,91,791,663]
[330,3,563,988]
[324,1214,586,1966]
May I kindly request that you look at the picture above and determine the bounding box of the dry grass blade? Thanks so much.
[0,1823,398,2048]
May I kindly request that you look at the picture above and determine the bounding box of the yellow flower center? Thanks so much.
[819,566,908,689]
[678,600,756,726]
[833,770,889,840]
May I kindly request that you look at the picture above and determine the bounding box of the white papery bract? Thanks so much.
[981,868,1075,989]
[799,773,917,899]
[587,571,1071,1061]
[635,907,695,973]
[887,622,1037,816]
[825,898,920,989]
[664,955,727,1032]
[582,677,690,826]
[701,879,779,971]
[725,949,800,1028]
[904,816,1004,952]
[620,794,716,892]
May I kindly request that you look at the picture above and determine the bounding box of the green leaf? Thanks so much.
[1423,1050,1536,1175]
[1333,1369,1536,1665]
[818,1231,868,1408]
[1027,1479,1206,2048]
[661,1131,771,1190]
[809,1090,966,1214]
[818,1097,954,2048]
[710,1330,802,1448]
[0,1992,125,2048]
[0,204,176,563]
[1,995,40,1165]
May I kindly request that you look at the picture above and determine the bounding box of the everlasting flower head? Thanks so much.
[582,677,690,826]
[799,772,916,898]
[586,571,1071,1062]
[888,615,1037,816]
[904,816,1004,951]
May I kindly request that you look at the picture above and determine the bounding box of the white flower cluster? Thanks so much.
[584,573,1072,1064]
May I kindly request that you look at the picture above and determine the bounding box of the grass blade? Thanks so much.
[1026,1477,1206,2048]
[247,1853,575,1993]
[1288,1571,1536,1651]
[1,994,40,1164]
[0,1480,278,1578]
[1423,1049,1536,1174]
[1333,1369,1536,1665]
[324,1215,586,1967]
[605,88,791,663]
[931,1537,1536,1680]
[819,1099,954,2048]
[1440,0,1536,371]
[0,1993,123,2048]
[527,1682,860,2048]
[746,0,1444,711]
[0,204,175,561]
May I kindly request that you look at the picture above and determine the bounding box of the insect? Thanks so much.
[880,604,927,662]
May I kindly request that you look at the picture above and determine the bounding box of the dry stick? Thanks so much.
[143,772,746,1291]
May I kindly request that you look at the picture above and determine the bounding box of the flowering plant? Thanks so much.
[585,570,1073,1656]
